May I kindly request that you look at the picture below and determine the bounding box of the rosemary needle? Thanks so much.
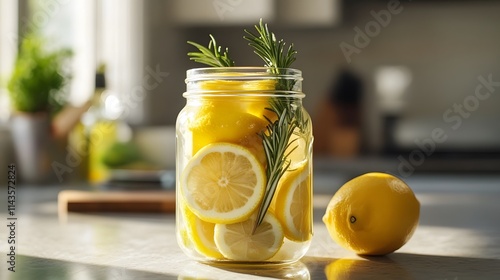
[187,35,234,67]
[244,20,306,230]
[186,20,307,231]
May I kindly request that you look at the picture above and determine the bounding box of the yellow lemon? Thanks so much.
[183,206,224,259]
[178,227,191,249]
[214,212,284,261]
[274,163,312,242]
[181,143,265,224]
[189,105,267,165]
[200,79,276,91]
[189,78,278,158]
[284,128,309,171]
[199,79,277,119]
[322,172,420,255]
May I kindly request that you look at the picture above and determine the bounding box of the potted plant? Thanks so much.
[7,33,71,184]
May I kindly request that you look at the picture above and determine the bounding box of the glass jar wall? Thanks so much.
[176,67,313,264]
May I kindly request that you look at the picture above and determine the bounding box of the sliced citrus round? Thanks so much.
[181,143,266,224]
[178,227,191,249]
[183,206,224,259]
[199,79,276,91]
[214,212,284,261]
[198,78,277,120]
[189,107,268,163]
[284,129,309,171]
[275,163,312,242]
[188,78,277,157]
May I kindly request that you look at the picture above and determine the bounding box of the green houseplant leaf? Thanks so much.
[7,33,72,115]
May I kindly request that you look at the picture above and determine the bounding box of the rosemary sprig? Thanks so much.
[187,35,234,67]
[244,20,296,71]
[244,20,306,229]
[185,21,307,231]
[257,109,297,225]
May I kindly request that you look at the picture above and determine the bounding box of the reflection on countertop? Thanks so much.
[1,173,500,279]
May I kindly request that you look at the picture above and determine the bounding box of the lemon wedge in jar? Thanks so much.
[214,212,284,261]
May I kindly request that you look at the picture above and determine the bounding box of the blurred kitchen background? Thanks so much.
[1,0,500,188]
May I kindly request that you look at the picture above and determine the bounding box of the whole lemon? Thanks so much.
[322,172,420,255]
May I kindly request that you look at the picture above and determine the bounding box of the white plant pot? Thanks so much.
[10,112,52,184]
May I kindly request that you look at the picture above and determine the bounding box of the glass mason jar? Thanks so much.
[176,67,313,264]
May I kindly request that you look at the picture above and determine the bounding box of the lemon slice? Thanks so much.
[178,227,191,249]
[181,143,266,224]
[199,79,276,91]
[284,129,308,171]
[275,163,312,242]
[214,212,284,261]
[183,206,223,259]
[198,79,277,120]
[189,108,267,160]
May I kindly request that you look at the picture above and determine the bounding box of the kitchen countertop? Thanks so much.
[1,174,500,279]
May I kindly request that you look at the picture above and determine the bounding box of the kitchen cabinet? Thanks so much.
[172,0,341,27]
[173,0,274,25]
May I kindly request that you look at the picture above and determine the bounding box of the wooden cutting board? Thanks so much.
[58,190,176,213]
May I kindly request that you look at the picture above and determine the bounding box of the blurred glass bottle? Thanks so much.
[81,64,120,184]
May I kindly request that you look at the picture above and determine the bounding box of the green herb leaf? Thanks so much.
[244,20,297,71]
[187,35,234,67]
[185,20,307,231]
[244,20,306,229]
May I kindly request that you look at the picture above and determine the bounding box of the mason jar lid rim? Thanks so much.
[183,91,305,98]
[187,66,302,73]
[186,67,303,83]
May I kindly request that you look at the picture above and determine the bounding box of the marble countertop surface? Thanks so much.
[1,174,500,279]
